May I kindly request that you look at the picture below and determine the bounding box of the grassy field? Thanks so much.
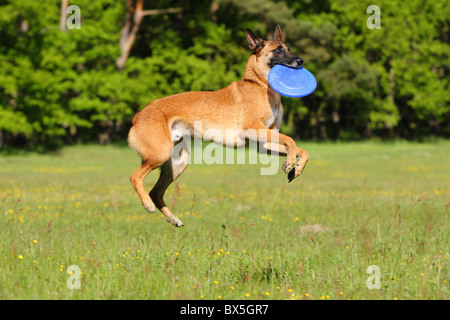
[0,141,448,300]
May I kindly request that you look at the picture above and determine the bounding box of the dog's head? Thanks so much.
[246,25,303,77]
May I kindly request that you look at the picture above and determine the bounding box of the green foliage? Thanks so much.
[0,0,448,149]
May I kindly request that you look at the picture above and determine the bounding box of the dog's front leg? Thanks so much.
[259,141,309,182]
[244,122,300,179]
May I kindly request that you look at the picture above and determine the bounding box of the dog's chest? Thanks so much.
[263,104,283,129]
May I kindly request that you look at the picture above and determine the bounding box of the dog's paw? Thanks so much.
[142,201,156,213]
[288,162,307,183]
[282,159,296,173]
[170,217,184,227]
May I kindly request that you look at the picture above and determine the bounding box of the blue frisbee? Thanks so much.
[268,65,317,98]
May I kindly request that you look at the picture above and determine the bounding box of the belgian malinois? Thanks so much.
[128,25,308,226]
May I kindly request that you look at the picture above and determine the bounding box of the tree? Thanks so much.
[0,0,448,150]
[116,0,182,70]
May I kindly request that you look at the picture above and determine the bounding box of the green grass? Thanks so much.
[0,141,449,300]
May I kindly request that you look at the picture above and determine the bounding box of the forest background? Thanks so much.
[0,0,449,150]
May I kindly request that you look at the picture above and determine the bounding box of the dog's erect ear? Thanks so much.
[246,28,264,51]
[273,24,282,41]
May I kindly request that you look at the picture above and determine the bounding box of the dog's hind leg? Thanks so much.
[150,140,190,227]
[129,124,174,214]
[130,161,159,213]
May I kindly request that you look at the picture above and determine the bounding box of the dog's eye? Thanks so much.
[275,47,283,54]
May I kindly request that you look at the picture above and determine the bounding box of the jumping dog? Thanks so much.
[128,25,308,226]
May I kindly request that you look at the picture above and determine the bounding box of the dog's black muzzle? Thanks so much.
[294,57,304,68]
[286,56,303,69]
[270,56,304,69]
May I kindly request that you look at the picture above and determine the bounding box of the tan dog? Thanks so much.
[128,25,309,227]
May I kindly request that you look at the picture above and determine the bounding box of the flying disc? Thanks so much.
[268,65,317,98]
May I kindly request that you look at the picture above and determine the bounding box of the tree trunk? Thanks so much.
[60,0,69,31]
[116,1,182,70]
[116,0,144,70]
